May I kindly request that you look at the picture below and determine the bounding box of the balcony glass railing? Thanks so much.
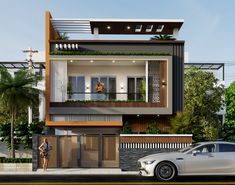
[67,92,147,102]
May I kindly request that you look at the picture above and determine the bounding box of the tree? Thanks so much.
[170,112,191,134]
[220,81,235,142]
[220,123,235,142]
[15,121,44,149]
[171,68,224,141]
[150,35,175,40]
[0,122,14,150]
[0,68,38,158]
[225,81,235,125]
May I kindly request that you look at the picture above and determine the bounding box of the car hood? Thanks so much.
[138,151,183,162]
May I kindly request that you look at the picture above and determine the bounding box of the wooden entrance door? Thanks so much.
[59,136,79,167]
[101,135,119,167]
[80,134,99,167]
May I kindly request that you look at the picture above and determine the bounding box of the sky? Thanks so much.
[0,0,235,85]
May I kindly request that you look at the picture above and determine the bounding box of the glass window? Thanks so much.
[219,144,235,152]
[179,143,200,153]
[91,77,116,100]
[194,144,216,153]
[128,77,145,101]
[68,76,85,100]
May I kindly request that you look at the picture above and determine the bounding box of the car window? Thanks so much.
[193,144,216,153]
[219,144,235,152]
[178,143,200,153]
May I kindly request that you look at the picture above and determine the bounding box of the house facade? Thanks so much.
[39,11,189,169]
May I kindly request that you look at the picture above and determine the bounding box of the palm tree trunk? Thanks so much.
[11,110,15,158]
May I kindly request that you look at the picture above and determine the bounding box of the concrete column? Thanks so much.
[93,27,99,40]
[32,134,39,171]
[145,61,148,102]
[173,28,179,39]
[39,92,45,121]
[28,107,33,124]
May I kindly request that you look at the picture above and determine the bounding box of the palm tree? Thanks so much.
[0,68,38,158]
[150,35,175,40]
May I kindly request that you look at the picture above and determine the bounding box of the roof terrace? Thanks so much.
[48,12,184,40]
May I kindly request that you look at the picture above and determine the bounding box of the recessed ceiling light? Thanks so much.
[132,60,136,63]
[112,60,115,63]
[107,26,111,29]
[127,26,131,30]
[70,60,73,63]
[90,60,94,63]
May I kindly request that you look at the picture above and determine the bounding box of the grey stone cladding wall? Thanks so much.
[120,148,176,171]
[32,134,39,171]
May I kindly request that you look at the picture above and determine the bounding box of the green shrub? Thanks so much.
[121,122,132,134]
[0,158,32,163]
[146,122,161,134]
[51,51,170,56]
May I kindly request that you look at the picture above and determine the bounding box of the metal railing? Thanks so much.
[120,134,193,149]
[67,92,146,101]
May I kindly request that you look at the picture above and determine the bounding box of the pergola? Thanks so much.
[0,61,45,76]
[184,63,225,81]
[0,61,45,69]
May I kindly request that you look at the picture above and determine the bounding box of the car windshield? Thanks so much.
[178,143,200,153]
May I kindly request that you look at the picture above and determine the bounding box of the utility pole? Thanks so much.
[23,47,38,124]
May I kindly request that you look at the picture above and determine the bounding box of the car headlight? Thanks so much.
[143,160,155,165]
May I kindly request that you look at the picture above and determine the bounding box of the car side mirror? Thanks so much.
[192,150,200,156]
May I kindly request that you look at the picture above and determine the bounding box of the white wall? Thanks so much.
[50,60,67,102]
[68,65,145,100]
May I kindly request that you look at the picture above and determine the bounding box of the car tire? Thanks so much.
[155,161,176,181]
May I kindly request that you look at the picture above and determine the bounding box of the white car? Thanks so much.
[138,141,235,181]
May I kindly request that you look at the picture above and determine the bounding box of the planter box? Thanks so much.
[51,101,162,107]
[0,163,32,172]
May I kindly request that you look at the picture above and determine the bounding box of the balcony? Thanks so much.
[67,92,145,101]
[50,55,171,111]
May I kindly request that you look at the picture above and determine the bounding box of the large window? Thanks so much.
[91,77,116,100]
[68,76,85,100]
[128,77,145,101]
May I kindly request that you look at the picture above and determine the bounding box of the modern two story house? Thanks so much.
[41,11,185,169]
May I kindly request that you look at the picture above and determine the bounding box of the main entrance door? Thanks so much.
[80,134,99,167]
[59,136,79,167]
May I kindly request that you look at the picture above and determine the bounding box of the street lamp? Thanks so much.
[23,47,38,72]
[23,47,38,124]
